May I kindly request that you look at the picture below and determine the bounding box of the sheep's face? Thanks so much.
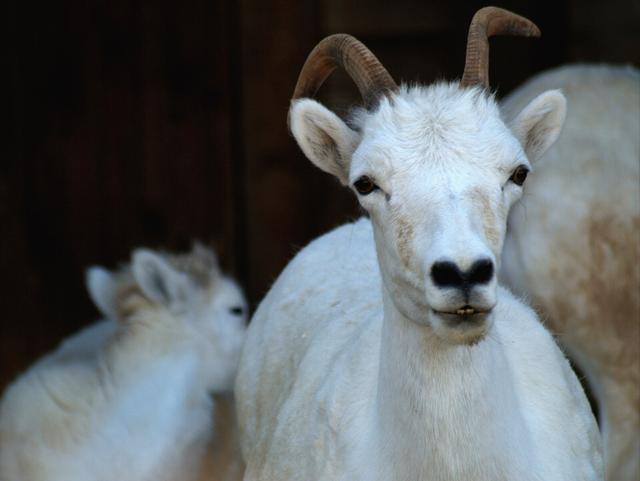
[130,247,249,392]
[193,276,248,393]
[290,83,565,345]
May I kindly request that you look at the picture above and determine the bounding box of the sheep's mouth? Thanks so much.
[432,306,492,324]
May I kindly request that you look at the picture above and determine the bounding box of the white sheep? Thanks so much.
[500,64,640,481]
[0,244,248,481]
[235,7,603,480]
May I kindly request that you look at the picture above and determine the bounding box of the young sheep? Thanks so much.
[0,244,248,481]
[235,8,603,480]
[500,64,640,481]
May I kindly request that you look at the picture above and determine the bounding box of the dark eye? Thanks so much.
[509,165,529,186]
[353,176,378,195]
[229,306,244,316]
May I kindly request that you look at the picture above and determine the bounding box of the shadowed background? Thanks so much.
[3,0,639,390]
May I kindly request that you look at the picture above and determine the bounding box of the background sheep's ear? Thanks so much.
[509,90,567,164]
[191,241,220,274]
[289,98,360,185]
[131,249,190,308]
[86,266,116,319]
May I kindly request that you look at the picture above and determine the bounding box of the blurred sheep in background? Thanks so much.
[0,244,247,481]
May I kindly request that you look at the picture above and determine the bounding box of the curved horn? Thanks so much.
[460,7,541,89]
[292,34,398,109]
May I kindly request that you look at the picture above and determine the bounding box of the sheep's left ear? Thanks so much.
[86,266,116,319]
[509,90,566,163]
[132,249,191,308]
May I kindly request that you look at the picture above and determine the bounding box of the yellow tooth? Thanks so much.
[457,307,475,316]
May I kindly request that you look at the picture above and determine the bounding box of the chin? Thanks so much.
[429,310,493,346]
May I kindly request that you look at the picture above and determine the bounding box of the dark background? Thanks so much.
[3,0,639,391]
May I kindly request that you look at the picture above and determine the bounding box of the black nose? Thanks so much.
[430,259,494,290]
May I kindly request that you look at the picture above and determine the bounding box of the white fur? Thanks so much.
[0,245,248,481]
[236,82,603,480]
[500,64,640,481]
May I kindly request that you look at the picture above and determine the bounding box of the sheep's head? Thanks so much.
[86,243,248,392]
[289,7,566,345]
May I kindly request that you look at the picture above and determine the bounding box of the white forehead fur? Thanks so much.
[349,83,527,181]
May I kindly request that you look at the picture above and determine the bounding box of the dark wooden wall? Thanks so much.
[3,0,639,391]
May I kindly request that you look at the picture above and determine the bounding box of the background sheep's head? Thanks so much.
[86,243,248,392]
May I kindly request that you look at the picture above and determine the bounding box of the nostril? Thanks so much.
[430,261,464,288]
[431,259,494,290]
[468,258,494,285]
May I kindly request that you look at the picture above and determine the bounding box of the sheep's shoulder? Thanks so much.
[237,218,382,478]
[493,287,603,478]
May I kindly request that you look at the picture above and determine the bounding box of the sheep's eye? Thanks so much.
[353,176,378,195]
[229,306,244,316]
[509,165,529,186]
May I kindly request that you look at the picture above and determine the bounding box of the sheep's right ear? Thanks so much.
[86,267,116,319]
[289,98,360,185]
[131,249,190,308]
[191,241,221,275]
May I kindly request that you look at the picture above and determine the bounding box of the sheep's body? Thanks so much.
[237,218,602,481]
[0,246,247,481]
[0,320,211,481]
[501,64,640,481]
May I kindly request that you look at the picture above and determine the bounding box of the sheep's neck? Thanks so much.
[373,288,510,478]
[104,317,207,402]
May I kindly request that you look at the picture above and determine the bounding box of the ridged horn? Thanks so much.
[292,34,398,109]
[460,7,541,89]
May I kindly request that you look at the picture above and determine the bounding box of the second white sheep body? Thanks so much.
[501,63,640,481]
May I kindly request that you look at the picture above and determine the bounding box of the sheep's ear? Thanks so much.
[289,98,360,185]
[132,249,190,308]
[191,241,220,274]
[509,90,567,163]
[86,266,116,319]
